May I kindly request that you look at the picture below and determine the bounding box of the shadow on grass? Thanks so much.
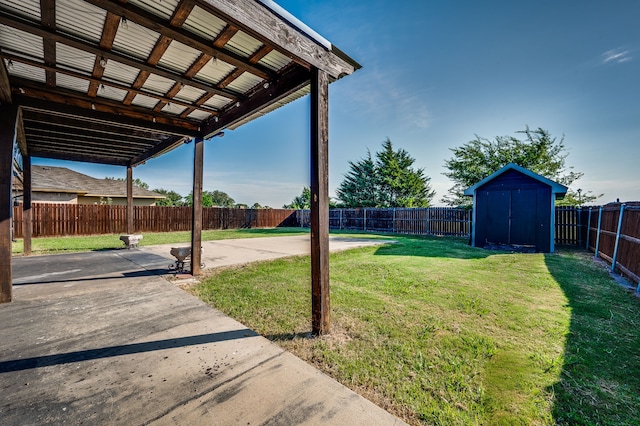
[544,249,640,424]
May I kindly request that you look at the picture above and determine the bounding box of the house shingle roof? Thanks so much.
[22,166,164,199]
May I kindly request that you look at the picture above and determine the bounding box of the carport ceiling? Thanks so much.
[0,0,359,166]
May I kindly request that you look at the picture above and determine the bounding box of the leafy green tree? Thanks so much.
[442,127,601,207]
[184,191,213,207]
[209,190,235,207]
[105,176,149,190]
[284,187,311,209]
[336,138,435,208]
[152,188,184,206]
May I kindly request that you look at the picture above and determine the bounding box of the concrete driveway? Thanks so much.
[2,236,405,425]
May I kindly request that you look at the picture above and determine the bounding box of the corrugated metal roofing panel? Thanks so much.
[182,5,227,41]
[56,43,95,74]
[103,60,140,86]
[162,103,188,116]
[0,0,40,20]
[174,85,206,103]
[193,58,235,85]
[228,85,310,130]
[187,110,213,121]
[131,94,160,109]
[97,85,128,102]
[143,73,176,95]
[129,0,178,21]
[225,30,262,58]
[225,72,264,94]
[5,59,45,82]
[56,73,90,93]
[158,40,201,74]
[258,50,292,72]
[0,25,43,59]
[112,20,159,62]
[203,94,234,110]
[56,0,106,44]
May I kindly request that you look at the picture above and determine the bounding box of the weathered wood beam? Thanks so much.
[129,135,186,167]
[310,67,330,335]
[11,79,200,134]
[199,0,357,79]
[126,165,134,234]
[22,155,32,256]
[190,136,204,275]
[0,103,18,303]
[22,112,167,143]
[0,11,240,100]
[1,53,218,115]
[40,0,56,87]
[201,65,310,139]
[27,148,130,166]
[0,57,12,104]
[88,12,122,97]
[16,96,198,137]
[82,0,274,80]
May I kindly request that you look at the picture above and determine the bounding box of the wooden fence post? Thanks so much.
[594,207,603,259]
[611,204,625,273]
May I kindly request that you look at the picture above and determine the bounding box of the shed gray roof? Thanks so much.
[463,163,568,196]
[24,165,165,199]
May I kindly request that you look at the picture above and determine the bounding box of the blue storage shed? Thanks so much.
[464,163,568,253]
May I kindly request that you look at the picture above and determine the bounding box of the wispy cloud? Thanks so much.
[602,48,632,64]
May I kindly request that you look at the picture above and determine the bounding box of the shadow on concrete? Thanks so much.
[12,268,171,286]
[0,329,257,373]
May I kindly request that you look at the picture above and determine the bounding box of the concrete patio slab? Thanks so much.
[2,236,405,425]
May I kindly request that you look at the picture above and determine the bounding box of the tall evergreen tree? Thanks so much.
[336,138,435,208]
[335,151,379,207]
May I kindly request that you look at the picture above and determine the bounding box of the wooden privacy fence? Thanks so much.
[12,204,297,238]
[297,207,471,237]
[583,204,640,288]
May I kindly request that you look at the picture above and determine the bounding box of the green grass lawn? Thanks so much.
[10,227,308,255]
[192,235,640,425]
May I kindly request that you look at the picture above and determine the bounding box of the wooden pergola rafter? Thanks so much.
[0,0,360,335]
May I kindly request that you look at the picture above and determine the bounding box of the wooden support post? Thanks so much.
[23,155,32,255]
[0,103,18,303]
[310,68,330,335]
[126,165,134,234]
[191,137,204,276]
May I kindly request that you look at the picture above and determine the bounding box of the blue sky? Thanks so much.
[38,0,640,207]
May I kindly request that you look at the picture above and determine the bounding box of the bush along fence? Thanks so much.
[297,207,471,237]
[11,204,297,238]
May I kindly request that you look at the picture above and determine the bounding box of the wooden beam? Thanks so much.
[129,135,186,167]
[82,0,274,81]
[88,12,122,97]
[40,0,56,87]
[22,155,31,256]
[199,0,357,79]
[0,103,18,303]
[201,65,310,139]
[310,68,330,335]
[1,53,217,115]
[12,80,200,134]
[0,57,12,104]
[0,12,240,100]
[190,136,204,275]
[126,166,133,234]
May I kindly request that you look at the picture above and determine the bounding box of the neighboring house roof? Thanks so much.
[14,166,164,199]
[463,163,568,197]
